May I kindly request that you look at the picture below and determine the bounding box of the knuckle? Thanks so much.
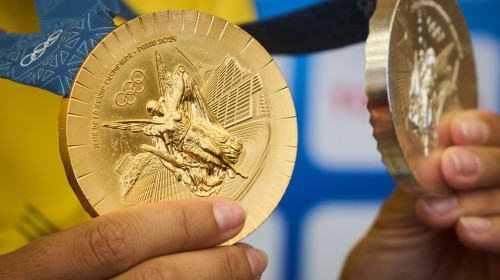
[220,247,250,280]
[487,189,500,209]
[135,261,179,280]
[172,206,197,247]
[85,217,134,269]
[27,235,54,269]
[485,192,495,208]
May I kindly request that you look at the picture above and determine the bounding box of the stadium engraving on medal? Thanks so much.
[59,10,297,245]
[366,0,477,195]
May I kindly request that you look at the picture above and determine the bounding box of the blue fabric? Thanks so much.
[118,0,138,20]
[0,0,119,97]
[241,0,376,54]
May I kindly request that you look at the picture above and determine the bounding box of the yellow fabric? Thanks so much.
[0,0,89,255]
[122,0,256,24]
[0,0,255,255]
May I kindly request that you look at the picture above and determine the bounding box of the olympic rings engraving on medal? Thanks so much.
[20,30,63,67]
[115,70,145,106]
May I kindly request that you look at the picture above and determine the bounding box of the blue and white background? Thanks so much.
[244,1,500,279]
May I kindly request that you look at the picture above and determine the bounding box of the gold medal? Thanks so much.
[59,10,297,244]
[366,0,477,195]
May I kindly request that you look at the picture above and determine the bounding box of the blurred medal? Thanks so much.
[59,10,297,245]
[365,0,477,196]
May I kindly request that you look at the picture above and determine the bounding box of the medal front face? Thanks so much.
[366,0,477,195]
[60,10,297,244]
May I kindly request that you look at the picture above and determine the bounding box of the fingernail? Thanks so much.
[461,120,488,144]
[422,196,457,214]
[237,243,268,279]
[460,217,492,233]
[213,201,246,231]
[450,149,480,176]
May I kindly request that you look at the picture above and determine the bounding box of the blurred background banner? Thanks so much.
[245,0,500,279]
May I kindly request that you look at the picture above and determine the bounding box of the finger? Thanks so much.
[416,195,458,229]
[417,188,500,228]
[114,243,268,280]
[411,148,450,196]
[441,146,500,191]
[1,197,246,280]
[456,216,500,253]
[449,109,500,146]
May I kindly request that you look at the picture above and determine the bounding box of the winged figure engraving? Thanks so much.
[408,41,459,156]
[103,50,249,201]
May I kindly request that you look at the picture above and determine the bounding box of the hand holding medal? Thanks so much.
[342,0,500,278]
[365,0,477,196]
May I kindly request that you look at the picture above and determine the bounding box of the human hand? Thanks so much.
[0,197,267,280]
[341,110,500,280]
